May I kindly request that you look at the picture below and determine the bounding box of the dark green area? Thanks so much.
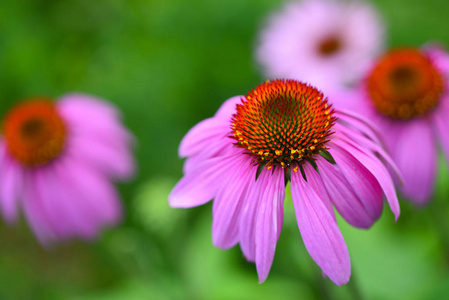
[1,0,449,299]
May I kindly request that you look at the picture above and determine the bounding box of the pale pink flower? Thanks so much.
[337,45,449,205]
[170,79,400,285]
[0,94,135,244]
[256,0,384,91]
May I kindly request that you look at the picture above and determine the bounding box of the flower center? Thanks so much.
[3,99,66,166]
[231,79,335,168]
[367,48,444,119]
[318,36,342,56]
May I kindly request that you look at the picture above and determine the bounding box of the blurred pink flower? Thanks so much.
[256,0,384,91]
[0,94,135,244]
[169,79,399,285]
[337,45,449,205]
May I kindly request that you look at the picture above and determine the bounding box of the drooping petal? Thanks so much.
[333,138,400,220]
[389,117,436,205]
[24,155,122,243]
[68,133,135,180]
[58,93,121,119]
[302,162,336,221]
[290,165,350,286]
[239,168,273,262]
[169,151,240,208]
[212,155,256,249]
[21,169,58,245]
[329,143,383,222]
[0,142,22,223]
[315,156,377,228]
[433,96,449,157]
[255,167,285,283]
[57,155,122,229]
[334,122,402,184]
[335,109,384,145]
[58,95,135,180]
[58,94,131,144]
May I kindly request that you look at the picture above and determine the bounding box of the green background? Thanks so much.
[1,0,449,299]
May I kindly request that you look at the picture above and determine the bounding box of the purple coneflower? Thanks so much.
[0,94,134,244]
[338,46,449,205]
[169,79,400,285]
[256,0,384,91]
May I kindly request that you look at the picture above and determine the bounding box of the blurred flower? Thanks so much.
[0,94,135,244]
[169,79,400,285]
[337,45,449,205]
[256,0,384,91]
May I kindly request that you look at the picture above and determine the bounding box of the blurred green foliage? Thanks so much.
[1,0,449,299]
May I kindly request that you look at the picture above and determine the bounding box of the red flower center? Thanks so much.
[367,48,444,119]
[231,79,336,168]
[3,99,66,166]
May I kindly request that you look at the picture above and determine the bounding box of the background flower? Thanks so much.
[256,0,385,92]
[337,46,449,205]
[0,94,135,244]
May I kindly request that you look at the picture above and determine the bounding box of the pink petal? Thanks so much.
[68,134,135,180]
[333,138,400,220]
[255,167,285,283]
[432,97,449,162]
[214,96,242,119]
[23,156,122,244]
[56,155,122,228]
[183,140,231,174]
[334,123,402,184]
[425,44,449,74]
[238,168,273,262]
[212,155,256,249]
[315,156,377,228]
[179,117,230,158]
[169,151,240,208]
[0,142,22,223]
[57,95,135,180]
[335,109,384,145]
[22,169,59,245]
[290,167,350,286]
[302,162,336,221]
[58,95,131,143]
[390,117,436,205]
[58,93,121,120]
[329,143,383,222]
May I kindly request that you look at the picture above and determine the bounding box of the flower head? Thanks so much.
[256,0,384,91]
[338,45,449,205]
[170,79,400,285]
[0,94,135,244]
